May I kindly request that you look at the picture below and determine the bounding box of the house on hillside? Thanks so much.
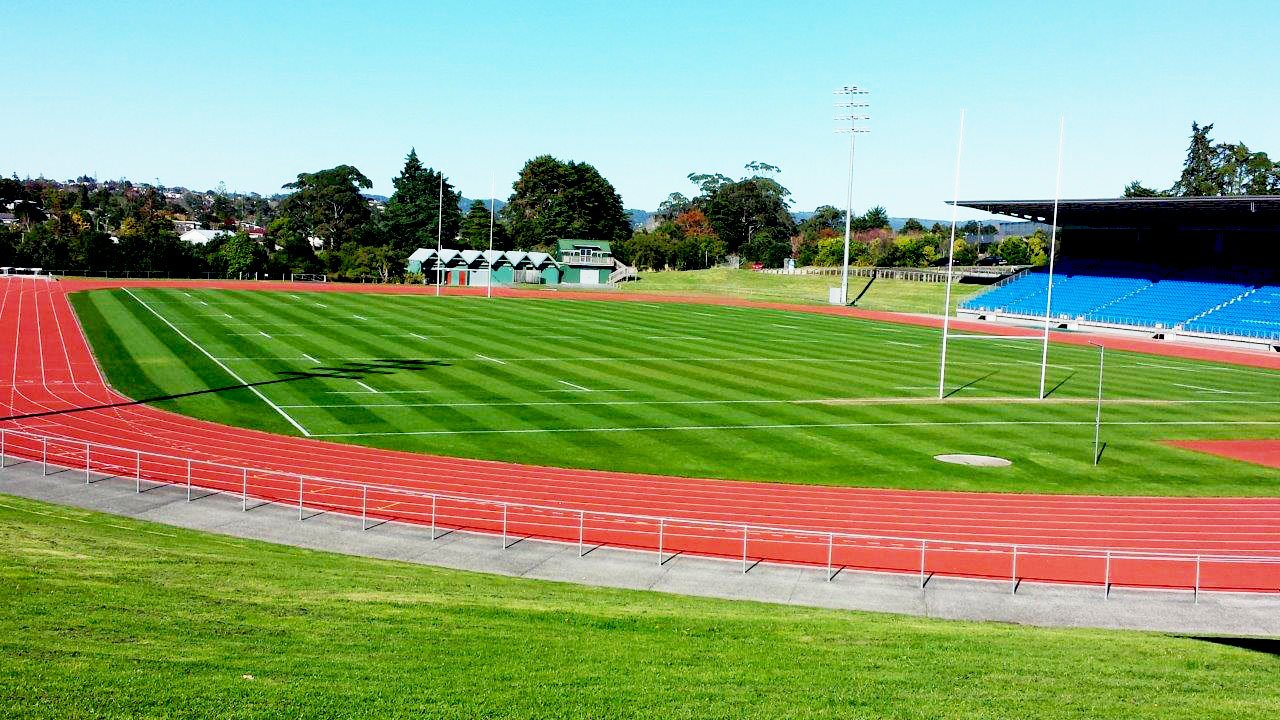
[172,219,201,234]
[180,229,231,245]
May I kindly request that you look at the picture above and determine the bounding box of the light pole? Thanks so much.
[834,86,869,305]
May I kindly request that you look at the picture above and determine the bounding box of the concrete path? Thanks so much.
[3,456,1277,637]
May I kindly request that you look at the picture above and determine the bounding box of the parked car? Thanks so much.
[976,255,1007,266]
[750,262,764,271]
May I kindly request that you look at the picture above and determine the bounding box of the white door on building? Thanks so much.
[578,269,599,285]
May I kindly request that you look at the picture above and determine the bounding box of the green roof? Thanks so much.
[555,238,611,253]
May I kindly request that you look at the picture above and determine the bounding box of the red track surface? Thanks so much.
[3,276,1279,592]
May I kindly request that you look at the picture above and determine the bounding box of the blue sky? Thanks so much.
[4,0,1278,220]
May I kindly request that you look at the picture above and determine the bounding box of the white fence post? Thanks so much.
[41,438,47,476]
[1194,555,1201,604]
[826,533,834,582]
[135,451,141,493]
[501,503,508,548]
[83,443,90,485]
[0,429,6,470]
[430,495,437,540]
[657,518,664,565]
[1011,545,1018,595]
[1104,550,1111,599]
[297,476,304,520]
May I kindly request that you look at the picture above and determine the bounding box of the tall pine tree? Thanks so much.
[382,149,462,256]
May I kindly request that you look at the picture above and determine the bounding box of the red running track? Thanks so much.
[2,276,1280,592]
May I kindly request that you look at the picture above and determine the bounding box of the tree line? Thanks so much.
[1125,122,1280,197]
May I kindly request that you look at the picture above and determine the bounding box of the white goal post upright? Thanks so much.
[487,175,495,299]
[937,109,966,399]
[435,175,444,297]
[1038,117,1066,399]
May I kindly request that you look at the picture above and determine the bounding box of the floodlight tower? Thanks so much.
[834,86,870,305]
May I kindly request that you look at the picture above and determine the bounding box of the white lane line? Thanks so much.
[289,294,301,300]
[894,386,935,390]
[123,288,312,437]
[353,314,367,321]
[355,380,379,393]
[258,331,271,339]
[223,313,233,319]
[887,340,923,348]
[557,380,592,392]
[639,303,663,309]
[1172,382,1255,395]
[324,390,433,394]
[302,353,319,364]
[315,303,327,308]
[409,333,430,341]
[199,301,208,306]
[773,323,800,329]
[476,354,507,365]
[182,292,192,298]
[693,312,718,317]
[312,419,1280,438]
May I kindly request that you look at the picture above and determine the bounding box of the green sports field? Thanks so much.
[2,494,1278,719]
[69,287,1280,496]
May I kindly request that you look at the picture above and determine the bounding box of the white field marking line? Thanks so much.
[646,335,707,340]
[1136,362,1202,372]
[322,390,434,395]
[1013,359,1075,370]
[773,323,800,329]
[353,314,368,321]
[638,303,663,309]
[1172,382,1256,395]
[258,331,271,339]
[557,380,593,392]
[476,353,507,365]
[315,302,327,308]
[289,294,301,300]
[693,312,718,317]
[311,419,1280,438]
[886,340,923,348]
[302,353,319,364]
[409,333,430,341]
[199,301,208,306]
[123,288,312,437]
[223,313,233,319]
[355,380,379,393]
[182,292,192,297]
[539,389,635,394]
[894,386,936,390]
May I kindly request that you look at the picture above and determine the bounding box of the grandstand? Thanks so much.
[956,196,1280,350]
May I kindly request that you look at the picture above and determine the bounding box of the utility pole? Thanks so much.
[834,86,870,305]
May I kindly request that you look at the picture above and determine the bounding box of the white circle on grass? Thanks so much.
[934,454,1012,468]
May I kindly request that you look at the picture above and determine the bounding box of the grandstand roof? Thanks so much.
[954,196,1280,229]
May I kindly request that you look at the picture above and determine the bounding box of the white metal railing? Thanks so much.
[1,426,1276,598]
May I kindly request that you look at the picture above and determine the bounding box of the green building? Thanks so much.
[555,239,615,285]
[407,248,561,286]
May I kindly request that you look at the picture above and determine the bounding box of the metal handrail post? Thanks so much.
[41,438,47,476]
[1194,555,1201,604]
[1104,550,1111,599]
[578,510,585,557]
[741,526,748,574]
[826,532,834,582]
[135,451,141,493]
[241,468,247,511]
[186,459,192,501]
[84,443,90,485]
[297,476,304,520]
[501,503,508,549]
[1011,545,1018,595]
[361,485,368,531]
[430,495,436,540]
[920,540,927,589]
[0,429,6,471]
[657,518,664,565]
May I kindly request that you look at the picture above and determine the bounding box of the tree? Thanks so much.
[218,232,267,276]
[501,155,631,251]
[1171,122,1221,196]
[1123,180,1163,197]
[953,237,978,265]
[900,217,925,234]
[458,199,509,250]
[852,206,889,232]
[656,192,692,220]
[692,163,795,256]
[741,229,790,267]
[279,165,373,251]
[997,236,1032,265]
[382,149,461,257]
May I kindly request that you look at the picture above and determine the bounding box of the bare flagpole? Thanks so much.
[436,174,444,296]
[1038,117,1065,399]
[487,175,495,299]
[937,109,967,399]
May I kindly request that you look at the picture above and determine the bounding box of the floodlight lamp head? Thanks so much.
[834,85,869,95]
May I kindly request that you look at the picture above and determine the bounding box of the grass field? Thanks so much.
[618,268,983,314]
[2,493,1277,719]
[69,287,1280,496]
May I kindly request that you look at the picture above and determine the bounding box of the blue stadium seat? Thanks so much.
[1185,286,1280,340]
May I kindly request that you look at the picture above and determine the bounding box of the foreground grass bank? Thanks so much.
[619,268,984,313]
[1,494,1277,719]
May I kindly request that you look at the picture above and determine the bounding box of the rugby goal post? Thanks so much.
[290,273,327,283]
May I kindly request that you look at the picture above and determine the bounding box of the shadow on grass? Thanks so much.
[1,358,450,422]
[1187,636,1280,657]
[943,370,999,399]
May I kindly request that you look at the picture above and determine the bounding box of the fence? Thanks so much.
[1,426,1276,598]
[760,266,1028,283]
